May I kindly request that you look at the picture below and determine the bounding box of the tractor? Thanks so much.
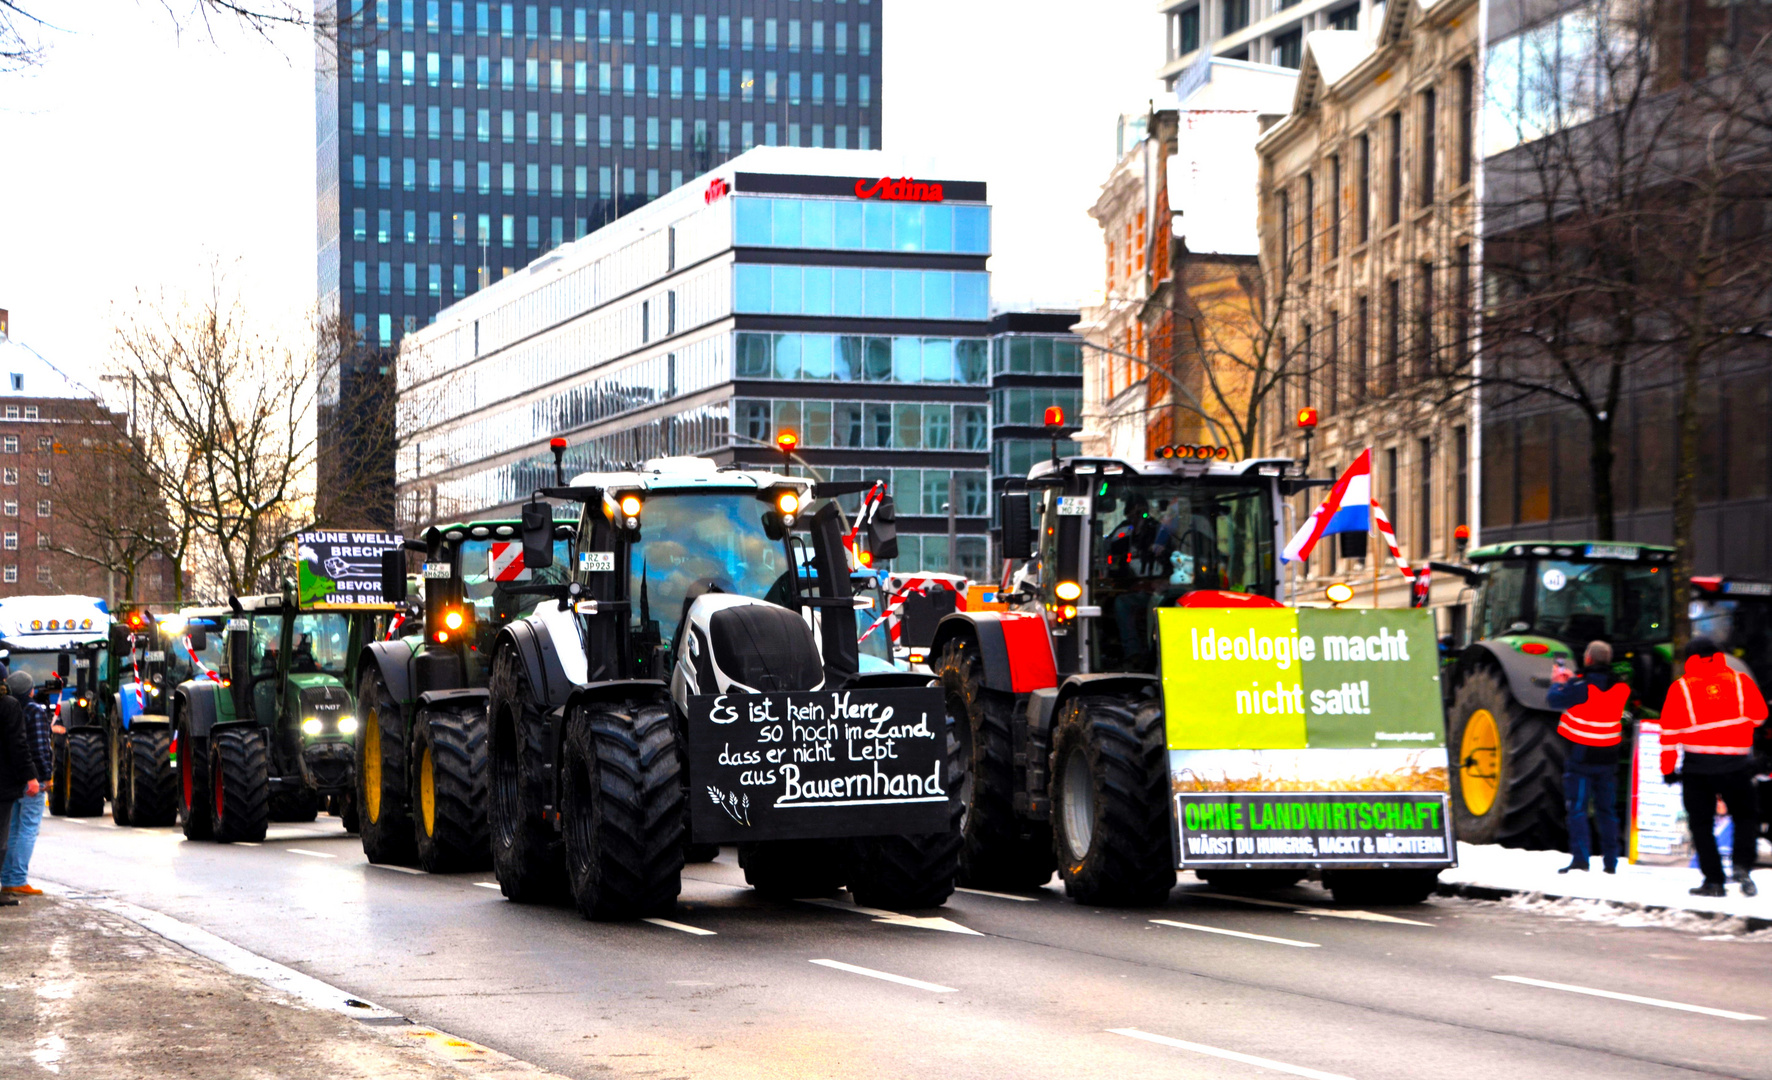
[1439,541,1676,850]
[484,453,959,919]
[929,451,1456,907]
[0,595,113,818]
[354,519,574,871]
[171,586,386,842]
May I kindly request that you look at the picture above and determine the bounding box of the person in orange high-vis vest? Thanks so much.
[1658,639,1767,897]
[1546,641,1628,873]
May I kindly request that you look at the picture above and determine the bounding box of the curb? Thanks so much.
[1434,879,1772,933]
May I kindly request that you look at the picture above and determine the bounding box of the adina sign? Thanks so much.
[853,176,944,202]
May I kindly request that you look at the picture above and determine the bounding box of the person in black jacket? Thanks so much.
[1545,641,1628,874]
[0,662,42,908]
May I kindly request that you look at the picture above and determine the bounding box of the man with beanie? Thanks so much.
[0,662,42,908]
[3,669,47,896]
[1658,638,1767,897]
[1546,640,1628,874]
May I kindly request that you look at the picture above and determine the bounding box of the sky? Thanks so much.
[0,0,1164,399]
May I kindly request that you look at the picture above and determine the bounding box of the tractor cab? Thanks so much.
[999,455,1292,677]
[1690,576,1772,689]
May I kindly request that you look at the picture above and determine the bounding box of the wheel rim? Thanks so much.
[363,709,382,824]
[1061,745,1095,862]
[1459,708,1501,816]
[420,744,437,838]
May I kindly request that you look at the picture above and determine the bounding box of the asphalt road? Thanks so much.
[29,813,1772,1080]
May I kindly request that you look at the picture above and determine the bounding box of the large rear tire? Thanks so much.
[739,841,848,899]
[48,735,68,816]
[175,722,212,840]
[847,700,964,910]
[210,727,270,843]
[1448,668,1565,849]
[357,667,415,864]
[487,648,568,902]
[62,730,107,818]
[127,727,178,827]
[109,721,132,825]
[560,700,684,919]
[933,638,1055,890]
[412,702,492,873]
[1049,690,1175,907]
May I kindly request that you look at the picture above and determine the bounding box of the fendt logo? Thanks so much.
[704,176,730,204]
[853,176,944,203]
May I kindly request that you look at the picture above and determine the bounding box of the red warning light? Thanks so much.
[549,437,567,450]
[775,430,800,453]
[1296,407,1319,429]
[1044,406,1065,428]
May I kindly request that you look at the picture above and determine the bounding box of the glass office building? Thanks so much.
[397,148,995,575]
[988,311,1083,488]
[317,0,884,353]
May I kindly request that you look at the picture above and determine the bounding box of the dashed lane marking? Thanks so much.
[1493,976,1764,1021]
[1151,919,1320,948]
[955,887,1041,902]
[810,959,957,993]
[287,848,336,859]
[369,864,426,875]
[473,882,501,890]
[799,897,983,935]
[642,918,716,936]
[1188,891,1434,926]
[1109,1028,1356,1080]
[234,842,261,847]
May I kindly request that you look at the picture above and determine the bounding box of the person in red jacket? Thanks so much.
[1547,641,1628,874]
[1659,638,1767,897]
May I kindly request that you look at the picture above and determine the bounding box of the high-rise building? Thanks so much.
[316,0,884,353]
[988,311,1082,489]
[1159,0,1373,81]
[397,148,996,576]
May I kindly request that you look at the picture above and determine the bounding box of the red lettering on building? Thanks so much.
[853,176,945,203]
[704,176,730,204]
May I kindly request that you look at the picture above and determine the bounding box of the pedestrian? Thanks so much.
[1658,638,1766,897]
[2,670,48,897]
[1546,641,1628,874]
[0,662,42,909]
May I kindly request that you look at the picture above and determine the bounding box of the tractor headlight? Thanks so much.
[337,716,359,736]
[776,491,801,516]
[619,494,642,517]
[301,717,324,736]
[443,609,464,630]
[1055,580,1083,602]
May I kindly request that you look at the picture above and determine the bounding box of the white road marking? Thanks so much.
[799,897,983,935]
[1189,891,1433,926]
[1110,1028,1356,1080]
[956,887,1040,902]
[286,848,336,859]
[642,918,716,936]
[473,881,501,890]
[1493,976,1764,1021]
[1151,919,1320,948]
[369,864,426,875]
[810,959,957,993]
[234,842,261,847]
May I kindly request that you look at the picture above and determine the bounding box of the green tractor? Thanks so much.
[1441,541,1676,849]
[171,587,386,843]
[354,519,574,871]
[100,608,179,827]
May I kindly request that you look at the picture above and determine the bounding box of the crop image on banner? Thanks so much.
[1155,607,1449,795]
[296,531,404,606]
[686,688,951,844]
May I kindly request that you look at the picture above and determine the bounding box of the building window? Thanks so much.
[1419,87,1437,207]
[37,500,50,518]
[1274,29,1302,69]
[23,406,36,420]
[2,566,14,584]
[1454,425,1469,528]
[1178,6,1200,54]
[1456,60,1475,186]
[2,532,13,550]
[1418,436,1433,555]
[1416,261,1434,378]
[1302,173,1314,274]
[1353,297,1368,402]
[1329,3,1359,29]
[1277,191,1291,281]
[3,501,16,517]
[36,532,47,549]
[1382,278,1400,393]
[35,468,48,486]
[1454,243,1472,364]
[1,469,13,485]
[35,436,50,451]
[7,375,19,391]
[1328,154,1341,259]
[1222,0,1249,34]
[1386,110,1403,226]
[1,437,15,454]
[1356,134,1371,243]
[35,566,49,583]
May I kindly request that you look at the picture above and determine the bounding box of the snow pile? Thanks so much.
[1441,841,1772,927]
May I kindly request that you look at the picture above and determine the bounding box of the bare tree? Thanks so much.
[2,0,372,73]
[45,401,167,604]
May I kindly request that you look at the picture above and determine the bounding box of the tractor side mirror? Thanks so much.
[521,500,555,571]
[999,492,1034,560]
[380,548,408,603]
[867,495,899,562]
[56,653,70,679]
[188,630,208,653]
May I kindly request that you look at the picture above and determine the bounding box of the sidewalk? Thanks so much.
[0,890,562,1079]
[1439,841,1772,929]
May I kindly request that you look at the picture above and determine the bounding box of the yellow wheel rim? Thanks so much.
[420,745,436,838]
[363,710,382,824]
[1459,708,1501,816]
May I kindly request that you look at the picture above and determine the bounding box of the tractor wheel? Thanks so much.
[62,730,107,818]
[127,727,178,827]
[1196,870,1305,893]
[412,703,491,873]
[487,647,568,902]
[1323,868,1440,906]
[339,790,360,834]
[175,722,212,840]
[48,735,68,816]
[269,787,320,823]
[1049,690,1175,907]
[109,722,132,826]
[934,638,1055,891]
[847,701,964,910]
[356,667,415,864]
[1448,668,1565,850]
[740,841,849,899]
[560,700,684,919]
[210,727,269,843]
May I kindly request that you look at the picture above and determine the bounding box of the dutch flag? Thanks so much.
[1282,448,1372,563]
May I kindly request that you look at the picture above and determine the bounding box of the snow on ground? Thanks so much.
[1443,841,1772,929]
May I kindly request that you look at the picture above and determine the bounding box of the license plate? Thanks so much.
[422,562,451,579]
[1057,497,1090,517]
[580,551,615,572]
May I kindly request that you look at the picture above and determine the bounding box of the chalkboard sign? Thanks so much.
[686,687,950,843]
[296,530,405,607]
